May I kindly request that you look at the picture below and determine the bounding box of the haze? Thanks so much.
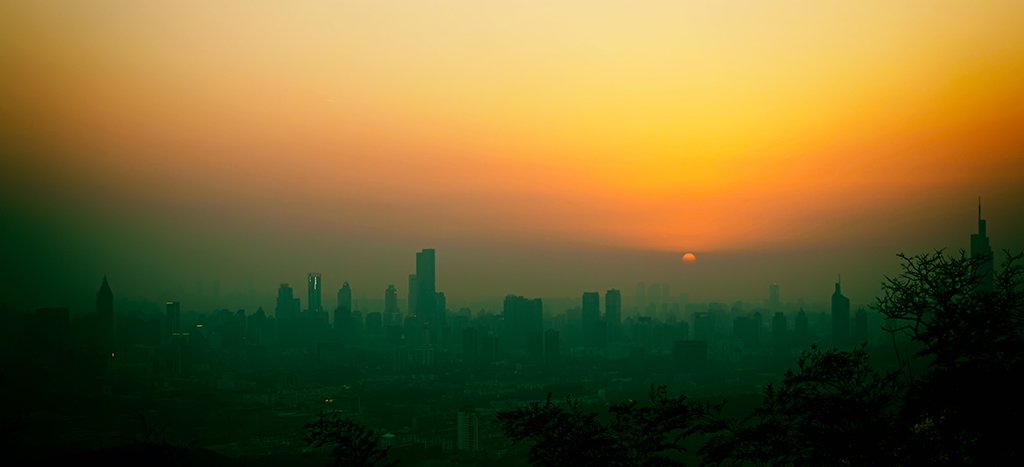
[3,1,1023,312]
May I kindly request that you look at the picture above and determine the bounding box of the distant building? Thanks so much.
[971,200,994,291]
[855,308,868,344]
[502,295,543,349]
[648,283,662,308]
[768,284,780,310]
[605,289,622,324]
[772,312,788,356]
[308,273,322,314]
[384,284,399,326]
[545,329,560,364]
[636,282,646,310]
[582,292,600,348]
[166,301,180,337]
[96,276,114,351]
[457,407,480,451]
[831,279,851,346]
[416,249,436,325]
[794,309,809,348]
[408,274,418,317]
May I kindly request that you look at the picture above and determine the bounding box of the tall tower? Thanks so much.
[308,273,322,313]
[831,278,850,346]
[457,407,480,452]
[166,301,181,337]
[408,274,418,317]
[416,249,436,325]
[769,284,780,311]
[582,292,600,348]
[971,199,994,292]
[605,289,622,324]
[384,284,399,326]
[96,276,114,351]
[337,282,352,314]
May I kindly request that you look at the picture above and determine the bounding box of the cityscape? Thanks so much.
[2,2,1023,466]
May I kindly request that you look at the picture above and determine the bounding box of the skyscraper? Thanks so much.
[166,301,181,337]
[971,200,994,292]
[337,282,352,315]
[408,274,418,317]
[457,407,480,451]
[795,309,809,348]
[582,292,600,347]
[502,295,543,349]
[96,277,113,351]
[605,289,622,324]
[416,249,436,325]
[772,312,788,356]
[768,284,780,310]
[831,278,850,346]
[384,284,399,326]
[855,308,868,343]
[307,273,322,314]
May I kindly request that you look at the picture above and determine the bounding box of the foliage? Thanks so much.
[697,345,904,467]
[304,412,398,467]
[875,249,1024,465]
[497,385,702,467]
[119,409,198,466]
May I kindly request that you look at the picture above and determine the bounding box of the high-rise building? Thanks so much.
[971,200,994,292]
[416,249,436,325]
[831,279,851,346]
[435,291,447,327]
[648,283,662,307]
[384,284,399,326]
[605,289,621,324]
[772,312,788,356]
[582,292,600,348]
[457,407,480,451]
[96,276,113,351]
[166,301,181,337]
[337,282,352,315]
[769,284,780,310]
[408,274,418,317]
[855,308,868,343]
[308,273,322,314]
[545,329,560,364]
[795,309,809,348]
[276,284,295,318]
[502,295,543,349]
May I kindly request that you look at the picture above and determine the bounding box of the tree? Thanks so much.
[117,409,198,466]
[497,385,703,467]
[875,249,1024,465]
[304,412,398,467]
[697,345,905,467]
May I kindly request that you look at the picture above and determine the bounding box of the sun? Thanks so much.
[682,253,696,263]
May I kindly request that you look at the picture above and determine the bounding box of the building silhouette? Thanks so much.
[408,274,418,317]
[416,249,436,325]
[308,273,322,314]
[545,329,560,364]
[166,301,180,338]
[855,308,868,344]
[582,292,600,348]
[768,284,780,311]
[605,289,622,324]
[794,309,809,348]
[384,284,399,326]
[831,278,850,346]
[772,312,788,356]
[96,276,113,352]
[502,295,542,349]
[457,407,480,451]
[971,200,994,291]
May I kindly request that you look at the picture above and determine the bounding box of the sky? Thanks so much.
[2,1,1023,314]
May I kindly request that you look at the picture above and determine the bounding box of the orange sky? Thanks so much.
[3,1,1024,306]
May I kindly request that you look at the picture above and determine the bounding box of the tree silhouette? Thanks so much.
[118,409,198,466]
[498,385,702,467]
[697,345,905,467]
[304,412,398,467]
[876,249,1024,465]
